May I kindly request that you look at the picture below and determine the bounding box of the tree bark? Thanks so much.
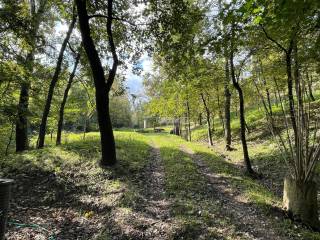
[201,93,213,146]
[224,58,232,150]
[38,14,76,148]
[56,52,80,145]
[229,43,254,175]
[283,177,319,229]
[76,0,117,166]
[16,80,30,152]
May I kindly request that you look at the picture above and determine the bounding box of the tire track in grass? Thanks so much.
[180,145,292,240]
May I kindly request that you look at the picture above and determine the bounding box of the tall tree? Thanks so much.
[76,0,118,166]
[38,9,77,148]
[16,0,48,152]
[56,51,81,145]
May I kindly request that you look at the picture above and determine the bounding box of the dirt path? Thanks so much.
[141,142,174,239]
[180,145,292,240]
[107,142,175,240]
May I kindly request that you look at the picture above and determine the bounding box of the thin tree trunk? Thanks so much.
[306,71,315,101]
[201,93,213,146]
[83,117,87,140]
[224,58,232,150]
[56,52,80,145]
[274,86,279,107]
[286,49,297,137]
[76,0,117,166]
[229,38,254,175]
[261,24,296,136]
[211,112,215,132]
[5,122,14,156]
[259,59,273,115]
[186,100,191,141]
[217,90,225,134]
[38,14,76,148]
[174,118,180,135]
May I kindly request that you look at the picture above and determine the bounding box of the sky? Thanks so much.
[125,53,152,96]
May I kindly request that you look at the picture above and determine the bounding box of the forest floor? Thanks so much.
[2,131,320,240]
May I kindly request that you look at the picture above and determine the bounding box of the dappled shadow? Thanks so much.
[3,135,162,239]
[180,145,297,240]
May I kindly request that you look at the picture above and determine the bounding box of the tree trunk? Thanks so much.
[283,177,319,229]
[306,71,315,101]
[5,123,14,156]
[199,113,202,125]
[15,0,47,152]
[286,51,297,137]
[201,93,213,146]
[16,81,30,152]
[38,14,76,148]
[76,0,117,166]
[259,59,273,115]
[229,44,254,175]
[293,40,304,128]
[186,100,191,141]
[174,118,180,135]
[56,52,80,145]
[224,58,232,150]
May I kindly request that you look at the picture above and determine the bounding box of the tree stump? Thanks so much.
[283,177,319,229]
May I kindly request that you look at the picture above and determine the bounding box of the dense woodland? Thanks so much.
[1,0,320,239]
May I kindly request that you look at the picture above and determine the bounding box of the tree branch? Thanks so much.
[88,14,136,26]
[259,24,288,54]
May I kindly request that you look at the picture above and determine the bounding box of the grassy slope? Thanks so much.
[190,97,320,239]
[1,132,153,239]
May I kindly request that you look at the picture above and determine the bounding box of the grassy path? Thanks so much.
[180,144,288,240]
[2,131,320,239]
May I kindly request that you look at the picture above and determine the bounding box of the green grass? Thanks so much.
[2,127,320,239]
[147,133,242,239]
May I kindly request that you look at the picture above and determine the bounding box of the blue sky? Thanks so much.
[125,54,152,96]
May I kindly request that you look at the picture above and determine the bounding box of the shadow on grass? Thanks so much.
[2,134,160,239]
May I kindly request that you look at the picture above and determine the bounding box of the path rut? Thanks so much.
[180,145,293,240]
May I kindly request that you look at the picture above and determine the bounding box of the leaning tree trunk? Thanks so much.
[56,52,80,145]
[76,0,117,166]
[229,47,254,175]
[224,58,232,150]
[38,14,76,148]
[201,93,213,146]
[283,177,319,229]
